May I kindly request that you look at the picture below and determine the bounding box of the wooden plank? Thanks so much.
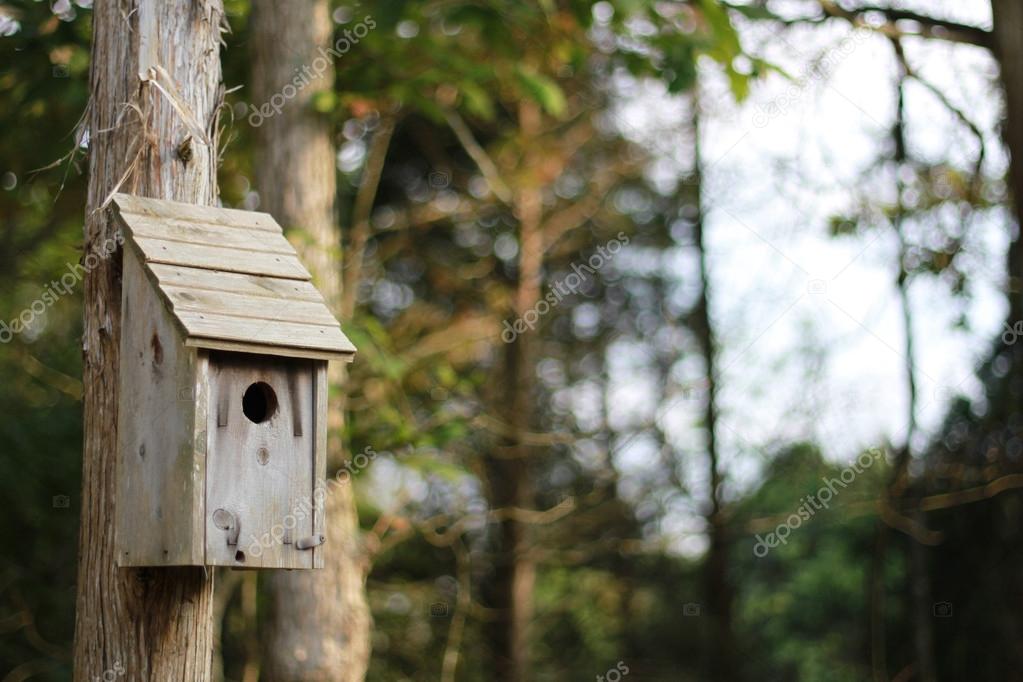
[130,235,311,280]
[175,310,357,354]
[191,352,210,566]
[113,193,280,232]
[205,353,316,569]
[185,337,356,363]
[164,286,340,327]
[148,263,325,302]
[311,362,327,569]
[124,214,295,254]
[115,249,204,566]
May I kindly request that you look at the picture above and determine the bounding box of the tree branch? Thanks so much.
[817,1,993,50]
[341,113,397,320]
[442,107,513,205]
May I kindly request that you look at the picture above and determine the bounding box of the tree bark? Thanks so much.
[250,2,371,680]
[690,93,736,682]
[481,100,543,682]
[992,0,1023,323]
[73,1,224,680]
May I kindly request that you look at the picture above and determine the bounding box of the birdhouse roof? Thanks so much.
[111,194,356,361]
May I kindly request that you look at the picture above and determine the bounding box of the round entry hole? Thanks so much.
[242,382,278,424]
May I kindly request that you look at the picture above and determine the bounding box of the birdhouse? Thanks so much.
[110,194,355,569]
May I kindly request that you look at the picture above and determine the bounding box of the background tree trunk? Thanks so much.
[73,1,224,679]
[992,0,1023,323]
[250,2,372,680]
[690,94,736,682]
[481,100,543,682]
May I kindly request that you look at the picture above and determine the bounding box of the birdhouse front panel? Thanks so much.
[111,194,352,569]
[205,352,325,569]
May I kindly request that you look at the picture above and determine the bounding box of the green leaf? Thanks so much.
[724,2,783,22]
[460,80,496,120]
[697,0,742,58]
[514,67,567,118]
[311,89,337,114]
[726,63,750,101]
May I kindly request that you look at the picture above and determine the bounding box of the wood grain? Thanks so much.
[115,249,205,567]
[129,235,311,280]
[176,310,356,355]
[110,196,358,361]
[164,286,340,326]
[114,192,281,232]
[120,213,296,253]
[205,352,316,569]
[148,263,325,302]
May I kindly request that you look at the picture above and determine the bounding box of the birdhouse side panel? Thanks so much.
[115,248,207,567]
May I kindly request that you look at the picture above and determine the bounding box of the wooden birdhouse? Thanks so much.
[110,194,355,569]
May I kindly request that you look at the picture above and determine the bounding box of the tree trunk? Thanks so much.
[992,0,1023,323]
[73,1,223,680]
[690,94,736,682]
[481,100,543,682]
[250,2,371,680]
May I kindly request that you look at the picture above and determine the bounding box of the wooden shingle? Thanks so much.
[112,194,356,361]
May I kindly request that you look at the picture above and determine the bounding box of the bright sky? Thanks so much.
[607,1,1005,554]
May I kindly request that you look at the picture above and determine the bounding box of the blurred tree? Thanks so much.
[325,3,755,679]
[248,2,372,679]
[0,2,91,678]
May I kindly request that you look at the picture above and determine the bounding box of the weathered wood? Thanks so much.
[164,286,339,326]
[115,249,206,566]
[130,235,311,280]
[111,195,356,361]
[148,263,325,302]
[312,363,328,569]
[205,352,316,569]
[178,311,355,355]
[121,214,296,253]
[114,192,281,232]
[184,337,357,363]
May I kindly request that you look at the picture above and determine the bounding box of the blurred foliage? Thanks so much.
[2,1,1021,681]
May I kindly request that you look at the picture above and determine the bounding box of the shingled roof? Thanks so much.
[111,193,356,361]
